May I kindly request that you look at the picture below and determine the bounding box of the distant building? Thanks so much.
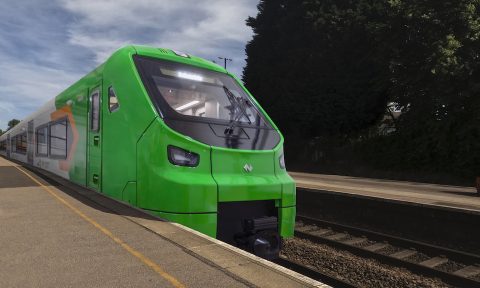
[378,102,402,135]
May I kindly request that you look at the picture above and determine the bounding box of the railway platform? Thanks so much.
[291,172,480,214]
[0,157,326,288]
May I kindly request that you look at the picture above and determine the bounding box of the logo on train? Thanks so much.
[243,163,253,173]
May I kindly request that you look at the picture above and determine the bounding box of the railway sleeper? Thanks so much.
[390,249,417,260]
[342,237,368,246]
[419,256,449,268]
[453,265,480,278]
[309,228,331,237]
[325,232,348,241]
[364,242,388,252]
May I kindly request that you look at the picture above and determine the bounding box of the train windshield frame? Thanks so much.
[134,55,271,128]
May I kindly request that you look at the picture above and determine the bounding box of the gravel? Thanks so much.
[339,234,355,241]
[355,239,376,248]
[282,238,450,288]
[436,261,465,273]
[376,245,403,255]
[404,252,431,263]
[473,273,480,281]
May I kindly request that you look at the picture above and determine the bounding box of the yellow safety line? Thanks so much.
[14,166,186,288]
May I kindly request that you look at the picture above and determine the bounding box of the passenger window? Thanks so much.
[108,86,120,112]
[11,138,16,152]
[36,125,48,156]
[49,119,68,159]
[90,90,100,131]
[16,133,27,154]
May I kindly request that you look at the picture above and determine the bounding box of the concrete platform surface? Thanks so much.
[0,157,327,288]
[291,171,480,213]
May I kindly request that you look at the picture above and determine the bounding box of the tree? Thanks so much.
[370,0,480,176]
[244,0,480,179]
[7,119,20,130]
[243,0,389,140]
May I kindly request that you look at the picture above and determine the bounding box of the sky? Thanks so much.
[0,0,259,130]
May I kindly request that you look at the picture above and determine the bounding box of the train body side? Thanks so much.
[0,65,101,183]
[0,46,156,197]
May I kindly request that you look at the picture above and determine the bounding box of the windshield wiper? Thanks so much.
[223,86,252,135]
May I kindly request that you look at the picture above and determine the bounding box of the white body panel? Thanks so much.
[0,99,70,179]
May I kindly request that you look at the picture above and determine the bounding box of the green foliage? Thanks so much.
[243,0,389,139]
[381,0,480,125]
[244,0,480,180]
[7,119,20,130]
[374,0,480,178]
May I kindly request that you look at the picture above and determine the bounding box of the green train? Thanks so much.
[0,46,295,259]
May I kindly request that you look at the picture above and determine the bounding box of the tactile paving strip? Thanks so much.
[0,167,39,188]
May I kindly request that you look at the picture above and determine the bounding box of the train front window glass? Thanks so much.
[155,70,259,123]
[36,126,48,156]
[108,86,120,112]
[135,57,267,127]
[49,119,67,159]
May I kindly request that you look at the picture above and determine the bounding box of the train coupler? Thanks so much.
[235,216,281,260]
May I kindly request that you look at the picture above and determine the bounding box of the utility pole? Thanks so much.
[218,57,232,69]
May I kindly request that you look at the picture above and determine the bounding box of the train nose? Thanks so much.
[210,147,294,259]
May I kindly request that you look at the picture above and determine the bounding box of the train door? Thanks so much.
[6,134,10,158]
[87,82,103,191]
[27,120,34,165]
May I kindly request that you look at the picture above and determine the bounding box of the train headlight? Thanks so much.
[279,153,285,169]
[168,145,200,167]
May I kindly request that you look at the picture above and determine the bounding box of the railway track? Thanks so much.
[295,215,480,288]
[274,256,356,288]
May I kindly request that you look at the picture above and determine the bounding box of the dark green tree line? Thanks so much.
[244,0,480,180]
[243,0,389,138]
[374,0,480,176]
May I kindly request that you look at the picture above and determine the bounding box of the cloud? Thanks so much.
[0,1,86,129]
[0,60,81,104]
[0,57,82,130]
[61,0,258,74]
[0,0,259,130]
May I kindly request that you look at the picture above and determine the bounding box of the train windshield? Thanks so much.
[134,56,269,127]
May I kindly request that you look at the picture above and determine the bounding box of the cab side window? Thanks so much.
[108,86,120,112]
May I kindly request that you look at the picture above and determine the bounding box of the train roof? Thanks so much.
[131,45,226,73]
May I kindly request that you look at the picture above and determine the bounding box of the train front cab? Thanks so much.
[133,50,295,259]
